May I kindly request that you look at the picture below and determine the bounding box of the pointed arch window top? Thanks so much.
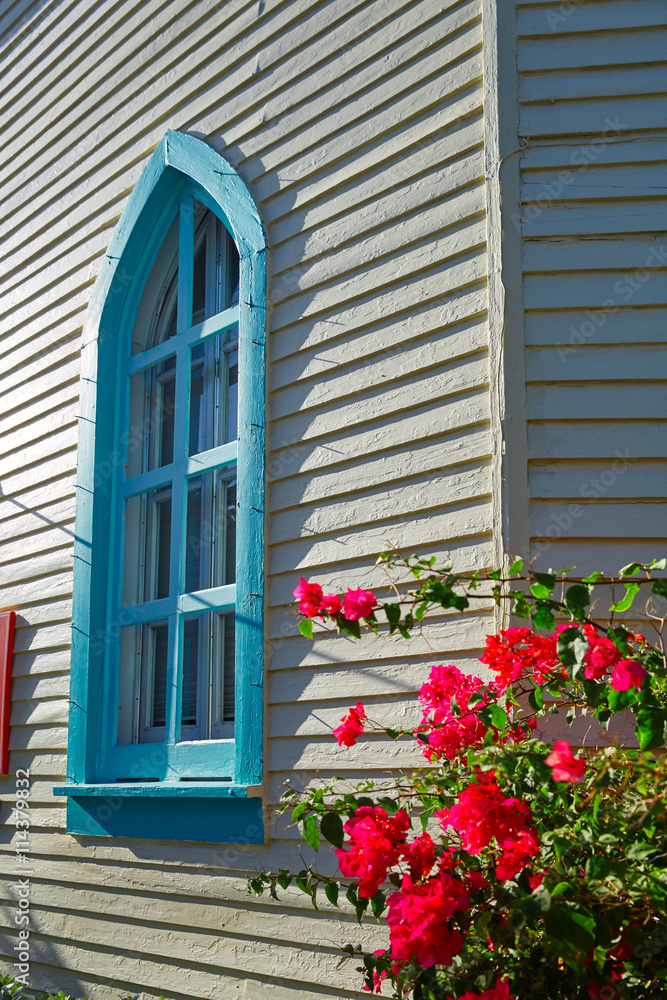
[87,130,266,338]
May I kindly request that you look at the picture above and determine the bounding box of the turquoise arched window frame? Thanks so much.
[55,132,266,844]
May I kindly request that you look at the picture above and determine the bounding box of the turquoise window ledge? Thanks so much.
[53,782,264,844]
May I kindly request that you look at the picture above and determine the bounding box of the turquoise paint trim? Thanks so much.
[54,782,250,798]
[67,130,267,835]
[120,441,238,498]
[64,794,264,844]
[106,737,235,781]
[113,584,236,628]
[125,306,239,375]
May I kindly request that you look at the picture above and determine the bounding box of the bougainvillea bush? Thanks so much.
[249,555,667,1000]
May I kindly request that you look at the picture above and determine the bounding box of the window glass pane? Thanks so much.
[192,232,207,326]
[182,619,199,728]
[123,487,172,606]
[148,624,169,731]
[189,345,211,456]
[130,216,179,356]
[178,611,235,742]
[226,349,238,443]
[118,620,170,745]
[118,624,141,745]
[221,613,235,724]
[185,472,236,593]
[126,353,177,477]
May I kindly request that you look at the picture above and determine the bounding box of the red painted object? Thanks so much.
[0,612,16,775]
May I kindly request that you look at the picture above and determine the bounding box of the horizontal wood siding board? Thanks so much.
[517,5,667,565]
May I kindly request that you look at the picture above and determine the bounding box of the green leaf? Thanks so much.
[295,871,310,895]
[529,685,544,711]
[488,704,508,731]
[298,618,314,640]
[488,568,502,580]
[551,881,574,899]
[301,815,320,852]
[652,579,667,599]
[564,584,591,619]
[291,802,308,824]
[608,687,639,713]
[355,896,369,925]
[339,618,361,639]
[384,728,400,740]
[545,902,596,970]
[277,872,292,890]
[534,572,556,592]
[522,885,551,919]
[509,558,524,575]
[530,582,550,600]
[625,842,657,861]
[620,562,642,577]
[557,626,588,675]
[320,810,345,849]
[370,890,386,918]
[582,571,604,584]
[324,881,340,907]
[414,601,429,621]
[611,581,640,613]
[383,603,401,624]
[635,704,667,751]
[532,604,555,630]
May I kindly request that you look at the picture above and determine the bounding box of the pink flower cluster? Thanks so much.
[560,623,646,690]
[417,664,489,761]
[293,579,377,620]
[480,628,560,689]
[332,703,366,747]
[386,870,469,967]
[336,806,409,898]
[481,623,647,692]
[438,771,539,881]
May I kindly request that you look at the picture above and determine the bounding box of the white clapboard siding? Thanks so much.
[0,0,495,997]
[516,0,667,572]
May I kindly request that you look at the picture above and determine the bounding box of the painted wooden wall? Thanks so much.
[0,0,495,997]
[514,0,667,579]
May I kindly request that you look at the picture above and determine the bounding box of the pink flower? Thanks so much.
[343,587,377,621]
[464,870,488,893]
[584,636,621,680]
[400,832,436,879]
[293,578,324,617]
[336,806,409,898]
[386,872,468,967]
[528,871,546,891]
[545,740,586,784]
[332,703,366,747]
[611,658,646,691]
[321,593,342,616]
[495,827,540,881]
[451,980,513,1000]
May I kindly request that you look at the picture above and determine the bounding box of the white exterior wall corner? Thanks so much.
[0,0,627,995]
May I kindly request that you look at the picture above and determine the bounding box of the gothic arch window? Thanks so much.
[57,132,266,843]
